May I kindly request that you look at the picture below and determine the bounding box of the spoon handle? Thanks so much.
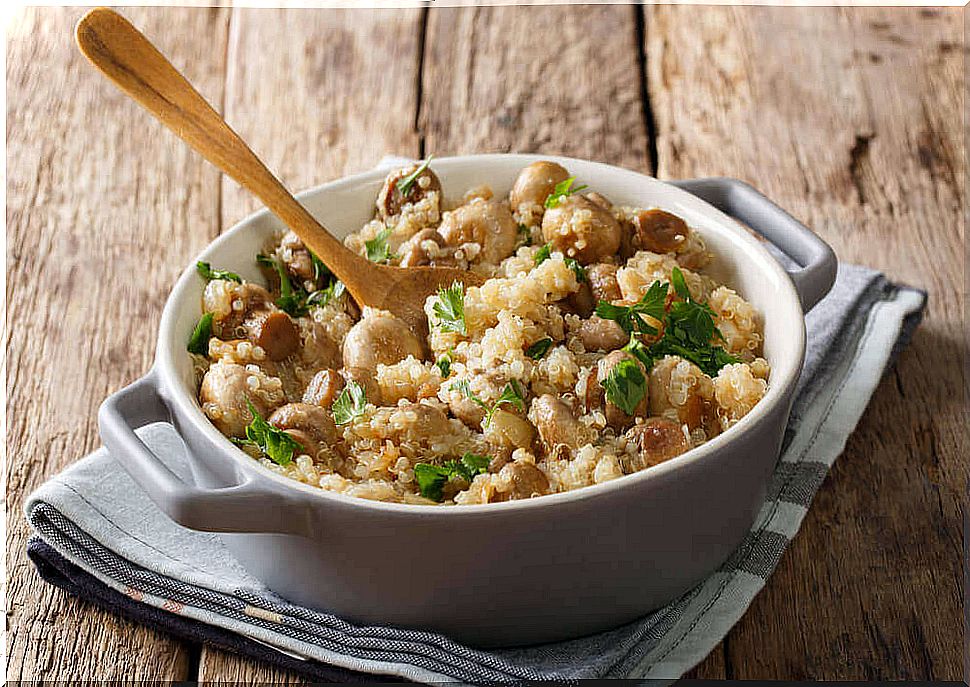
[75,7,365,283]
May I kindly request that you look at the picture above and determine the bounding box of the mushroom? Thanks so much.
[541,195,622,264]
[595,350,649,431]
[509,160,571,211]
[376,162,442,222]
[576,316,628,353]
[342,310,425,372]
[437,200,519,264]
[624,417,690,471]
[302,368,345,408]
[268,402,339,457]
[528,394,593,452]
[199,361,284,437]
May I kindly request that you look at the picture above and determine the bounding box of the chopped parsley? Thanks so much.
[455,379,525,427]
[601,357,646,415]
[332,380,367,425]
[432,281,466,334]
[414,452,491,501]
[526,337,554,359]
[533,242,552,266]
[516,223,532,248]
[565,257,587,282]
[257,253,342,316]
[236,400,302,466]
[435,351,453,377]
[187,312,213,355]
[196,261,242,283]
[396,156,433,197]
[595,279,668,336]
[605,267,740,377]
[365,227,395,263]
[544,176,588,209]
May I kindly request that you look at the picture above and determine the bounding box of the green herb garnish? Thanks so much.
[306,279,346,309]
[396,156,433,197]
[601,357,646,415]
[332,380,367,425]
[595,279,668,336]
[606,267,739,377]
[257,253,342,316]
[435,351,453,377]
[196,261,242,283]
[240,400,302,466]
[414,452,491,502]
[456,379,526,427]
[544,177,588,209]
[187,312,214,355]
[516,223,532,248]
[432,281,466,334]
[533,242,552,266]
[526,337,554,360]
[365,227,395,263]
[565,257,587,282]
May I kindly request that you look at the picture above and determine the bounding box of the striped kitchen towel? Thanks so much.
[24,263,925,683]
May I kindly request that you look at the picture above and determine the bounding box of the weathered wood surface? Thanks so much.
[645,5,966,679]
[6,5,965,682]
[5,6,230,681]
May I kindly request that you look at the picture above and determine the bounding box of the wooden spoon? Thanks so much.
[74,7,483,337]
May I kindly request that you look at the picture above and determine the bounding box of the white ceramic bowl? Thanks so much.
[100,154,836,646]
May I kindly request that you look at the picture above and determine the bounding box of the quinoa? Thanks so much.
[194,160,771,505]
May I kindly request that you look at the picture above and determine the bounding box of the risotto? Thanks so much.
[190,159,769,505]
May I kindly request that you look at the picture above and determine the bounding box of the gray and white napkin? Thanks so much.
[25,263,925,683]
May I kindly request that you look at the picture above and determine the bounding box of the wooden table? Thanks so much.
[7,5,966,681]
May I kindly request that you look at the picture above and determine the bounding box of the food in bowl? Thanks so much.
[189,159,770,505]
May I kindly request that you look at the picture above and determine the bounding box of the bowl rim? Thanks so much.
[155,153,806,516]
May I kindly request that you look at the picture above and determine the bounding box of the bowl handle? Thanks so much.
[672,177,837,311]
[98,372,311,535]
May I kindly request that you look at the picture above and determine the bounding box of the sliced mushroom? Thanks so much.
[624,417,690,471]
[279,231,316,284]
[562,281,595,318]
[342,311,425,372]
[437,200,519,264]
[484,408,537,453]
[584,191,613,210]
[398,228,448,268]
[509,161,571,211]
[586,263,622,303]
[242,309,300,361]
[541,195,622,264]
[376,162,442,222]
[496,461,550,501]
[576,316,628,353]
[631,209,689,254]
[341,366,384,407]
[528,394,593,452]
[302,368,345,408]
[269,402,339,455]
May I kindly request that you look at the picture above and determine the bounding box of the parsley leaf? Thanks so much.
[435,351,453,377]
[622,334,653,369]
[332,380,367,425]
[526,337,554,359]
[396,156,433,197]
[196,261,242,283]
[241,400,302,466]
[565,257,587,282]
[544,177,589,209]
[432,281,466,334]
[257,253,343,316]
[533,242,552,266]
[601,357,646,415]
[414,451,491,501]
[187,312,213,355]
[306,279,346,309]
[365,227,395,263]
[595,279,668,336]
[455,379,526,427]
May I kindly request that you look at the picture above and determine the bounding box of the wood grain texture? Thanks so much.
[421,4,652,173]
[645,6,966,679]
[219,7,425,226]
[195,7,424,682]
[5,5,230,681]
[7,4,964,682]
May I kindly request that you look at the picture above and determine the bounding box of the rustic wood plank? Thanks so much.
[197,7,423,681]
[421,5,652,172]
[645,5,965,679]
[218,7,425,228]
[5,5,230,681]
